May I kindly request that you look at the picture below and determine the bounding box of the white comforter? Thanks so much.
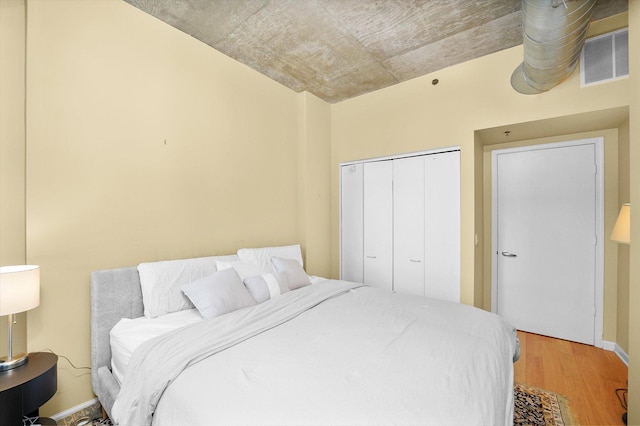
[112,280,518,426]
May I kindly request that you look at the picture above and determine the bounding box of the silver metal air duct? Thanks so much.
[511,0,596,94]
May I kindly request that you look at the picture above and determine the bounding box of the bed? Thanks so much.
[91,245,519,426]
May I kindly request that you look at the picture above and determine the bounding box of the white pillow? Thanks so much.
[182,268,256,320]
[138,256,230,318]
[216,260,266,279]
[243,272,290,304]
[271,256,311,290]
[236,244,303,274]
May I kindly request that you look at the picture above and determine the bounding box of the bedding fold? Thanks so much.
[111,280,363,426]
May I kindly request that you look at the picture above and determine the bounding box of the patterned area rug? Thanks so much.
[514,383,576,426]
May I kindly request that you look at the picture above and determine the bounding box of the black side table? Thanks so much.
[0,352,58,426]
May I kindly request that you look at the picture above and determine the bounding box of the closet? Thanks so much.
[340,149,460,303]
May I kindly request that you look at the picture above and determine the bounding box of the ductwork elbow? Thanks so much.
[511,0,596,94]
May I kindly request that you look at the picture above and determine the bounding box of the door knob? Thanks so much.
[501,251,517,257]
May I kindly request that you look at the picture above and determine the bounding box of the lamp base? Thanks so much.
[0,352,28,371]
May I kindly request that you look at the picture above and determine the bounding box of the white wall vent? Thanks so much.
[581,28,628,87]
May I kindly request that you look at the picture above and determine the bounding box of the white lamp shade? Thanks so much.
[0,265,40,315]
[611,203,631,244]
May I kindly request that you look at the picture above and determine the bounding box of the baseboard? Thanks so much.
[602,340,629,366]
[614,343,629,366]
[52,397,99,421]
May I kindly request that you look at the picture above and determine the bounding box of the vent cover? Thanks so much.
[581,28,628,86]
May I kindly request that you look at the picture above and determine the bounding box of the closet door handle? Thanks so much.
[501,251,517,258]
[410,259,422,263]
[366,255,377,259]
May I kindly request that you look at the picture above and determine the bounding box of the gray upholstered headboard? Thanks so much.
[90,266,144,418]
[89,253,241,417]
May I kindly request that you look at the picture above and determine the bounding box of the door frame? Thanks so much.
[490,137,604,348]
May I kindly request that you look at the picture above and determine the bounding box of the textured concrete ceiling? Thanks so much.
[124,0,628,103]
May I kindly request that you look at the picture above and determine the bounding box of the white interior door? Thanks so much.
[393,156,425,295]
[493,140,602,345]
[364,161,393,291]
[425,151,461,302]
[340,164,364,283]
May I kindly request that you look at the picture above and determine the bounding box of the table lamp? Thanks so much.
[0,265,40,371]
[611,203,631,244]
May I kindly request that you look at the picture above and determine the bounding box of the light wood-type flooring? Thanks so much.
[514,331,628,425]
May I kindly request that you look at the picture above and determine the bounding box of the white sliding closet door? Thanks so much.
[393,157,425,295]
[363,161,393,291]
[340,164,364,283]
[424,151,460,302]
[340,149,460,299]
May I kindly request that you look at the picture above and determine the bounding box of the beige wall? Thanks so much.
[0,0,28,363]
[297,92,332,277]
[23,0,313,414]
[0,0,26,265]
[617,119,630,354]
[2,0,638,419]
[627,1,639,422]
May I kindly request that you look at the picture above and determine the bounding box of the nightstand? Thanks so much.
[0,352,58,426]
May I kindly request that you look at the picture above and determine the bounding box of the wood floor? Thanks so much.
[514,331,628,425]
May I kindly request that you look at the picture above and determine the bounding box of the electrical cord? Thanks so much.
[616,387,628,409]
[616,387,628,425]
[27,351,103,425]
[41,348,91,371]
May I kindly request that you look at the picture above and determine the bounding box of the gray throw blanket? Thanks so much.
[111,280,362,426]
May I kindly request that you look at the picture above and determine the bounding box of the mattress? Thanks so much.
[110,279,519,426]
